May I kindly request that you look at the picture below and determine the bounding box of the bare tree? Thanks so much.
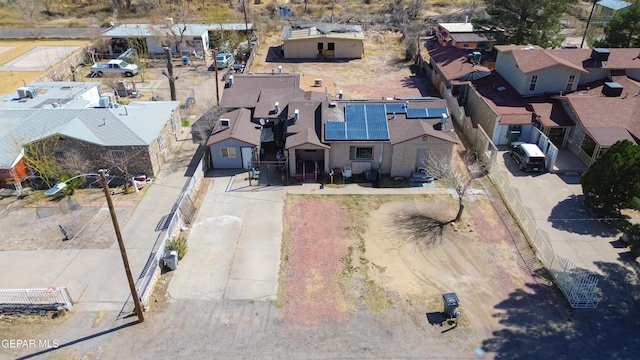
[425,151,485,223]
[18,136,63,188]
[162,47,178,101]
[16,0,41,25]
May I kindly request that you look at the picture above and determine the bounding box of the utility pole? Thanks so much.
[213,49,220,106]
[243,0,251,48]
[99,170,145,323]
[163,47,177,101]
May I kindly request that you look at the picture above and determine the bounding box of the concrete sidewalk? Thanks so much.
[85,128,202,313]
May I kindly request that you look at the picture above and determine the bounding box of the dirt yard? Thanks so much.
[280,192,549,356]
[250,31,436,99]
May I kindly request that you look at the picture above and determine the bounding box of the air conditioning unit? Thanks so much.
[314,79,323,87]
[98,96,111,108]
[17,87,29,99]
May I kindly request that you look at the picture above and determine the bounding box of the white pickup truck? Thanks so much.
[91,59,139,77]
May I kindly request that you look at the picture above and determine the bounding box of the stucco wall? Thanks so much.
[328,142,384,174]
[390,137,453,177]
[465,86,499,142]
[522,67,582,95]
[283,38,364,59]
[580,69,609,85]
[495,51,527,92]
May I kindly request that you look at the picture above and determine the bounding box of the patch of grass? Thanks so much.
[181,119,190,127]
[361,278,394,314]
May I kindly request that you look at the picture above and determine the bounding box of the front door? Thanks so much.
[241,147,253,170]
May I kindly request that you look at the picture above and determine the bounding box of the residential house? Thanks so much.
[425,39,640,167]
[0,81,180,186]
[281,23,365,60]
[102,23,210,56]
[435,22,492,50]
[206,108,261,169]
[212,73,459,180]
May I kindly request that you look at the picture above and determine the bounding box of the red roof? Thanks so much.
[427,45,492,82]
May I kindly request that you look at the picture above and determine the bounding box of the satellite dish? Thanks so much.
[259,118,266,126]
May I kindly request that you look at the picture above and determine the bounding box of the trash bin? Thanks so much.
[182,56,189,66]
[442,292,460,320]
[162,250,179,271]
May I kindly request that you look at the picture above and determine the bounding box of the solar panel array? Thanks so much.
[325,103,449,141]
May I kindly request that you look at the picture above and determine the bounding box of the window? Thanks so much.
[221,148,236,158]
[566,75,575,91]
[317,43,323,50]
[350,146,373,160]
[109,150,127,166]
[462,43,469,48]
[157,136,165,152]
[328,43,335,51]
[529,75,538,91]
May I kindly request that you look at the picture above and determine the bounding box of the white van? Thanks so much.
[509,142,546,172]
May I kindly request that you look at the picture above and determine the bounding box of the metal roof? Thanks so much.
[103,23,252,38]
[0,82,100,110]
[0,101,179,169]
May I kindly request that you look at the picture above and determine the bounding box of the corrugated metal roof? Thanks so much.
[103,24,209,38]
[0,101,179,168]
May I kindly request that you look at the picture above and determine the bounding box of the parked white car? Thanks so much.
[91,59,139,77]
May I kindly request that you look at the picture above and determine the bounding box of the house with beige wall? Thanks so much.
[282,23,364,60]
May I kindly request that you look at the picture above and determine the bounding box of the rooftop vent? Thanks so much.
[294,109,299,122]
[591,48,610,62]
[314,79,323,87]
[274,101,280,113]
[602,82,623,97]
[17,87,36,99]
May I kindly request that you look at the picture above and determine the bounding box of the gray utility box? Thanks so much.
[442,292,460,319]
[162,250,179,271]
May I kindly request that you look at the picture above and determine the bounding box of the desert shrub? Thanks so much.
[166,236,188,260]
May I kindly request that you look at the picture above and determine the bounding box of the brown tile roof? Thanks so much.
[206,108,261,146]
[427,45,492,82]
[563,76,640,147]
[511,49,588,74]
[471,72,539,125]
[220,73,302,109]
[388,114,459,144]
[498,47,640,72]
[285,100,328,149]
[549,48,640,70]
[530,102,574,127]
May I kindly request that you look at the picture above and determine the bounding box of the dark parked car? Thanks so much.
[509,142,546,172]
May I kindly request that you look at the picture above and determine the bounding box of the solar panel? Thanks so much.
[325,122,346,140]
[385,104,405,113]
[349,112,366,122]
[345,104,364,115]
[426,107,449,118]
[406,108,428,118]
[346,121,367,140]
[365,104,385,115]
[367,113,386,124]
[368,129,390,140]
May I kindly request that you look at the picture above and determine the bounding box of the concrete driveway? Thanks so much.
[168,172,284,301]
[499,148,625,273]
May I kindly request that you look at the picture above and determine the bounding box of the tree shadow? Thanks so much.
[548,194,617,237]
[481,260,640,359]
[392,208,454,250]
